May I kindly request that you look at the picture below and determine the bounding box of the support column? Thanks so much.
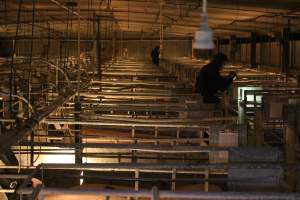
[216,37,221,53]
[229,35,236,62]
[96,16,102,78]
[30,131,34,166]
[132,126,137,163]
[74,100,82,164]
[191,39,194,59]
[250,32,257,68]
[282,26,290,74]
[112,29,116,61]
[0,99,3,135]
[283,104,299,192]
[254,108,264,146]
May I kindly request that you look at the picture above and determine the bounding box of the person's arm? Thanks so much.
[215,73,234,92]
[195,71,203,93]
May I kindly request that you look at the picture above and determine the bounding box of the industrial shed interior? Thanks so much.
[1,0,300,199]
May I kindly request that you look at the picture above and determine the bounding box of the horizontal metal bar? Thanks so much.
[40,163,282,171]
[19,142,234,153]
[0,165,225,175]
[78,93,198,99]
[17,188,300,200]
[0,174,29,179]
[43,119,210,128]
[46,173,276,184]
[0,189,15,194]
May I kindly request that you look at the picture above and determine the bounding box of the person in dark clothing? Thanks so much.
[195,53,236,103]
[151,46,160,66]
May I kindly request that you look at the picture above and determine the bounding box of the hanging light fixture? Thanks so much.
[193,0,214,49]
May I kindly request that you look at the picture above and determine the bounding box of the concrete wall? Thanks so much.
[219,40,300,70]
[15,37,300,71]
[119,40,192,60]
[16,39,61,58]
[15,38,192,61]
[16,39,96,59]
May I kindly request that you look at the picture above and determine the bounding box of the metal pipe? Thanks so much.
[49,0,86,21]
[78,91,193,97]
[0,119,16,122]
[38,173,276,184]
[31,58,71,85]
[20,142,237,153]
[0,174,28,179]
[203,0,207,14]
[0,165,225,175]
[76,0,81,99]
[91,80,174,86]
[41,163,281,171]
[0,86,78,154]
[19,137,208,144]
[0,189,15,194]
[43,119,209,128]
[17,188,300,200]
[0,92,34,113]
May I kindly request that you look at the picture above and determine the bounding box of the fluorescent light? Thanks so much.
[193,0,214,50]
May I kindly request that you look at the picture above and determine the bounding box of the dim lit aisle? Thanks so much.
[30,58,232,165]
[1,59,296,200]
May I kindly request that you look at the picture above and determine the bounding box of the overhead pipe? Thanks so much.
[49,0,87,22]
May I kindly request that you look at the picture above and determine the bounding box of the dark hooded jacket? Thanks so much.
[151,46,160,66]
[195,53,233,103]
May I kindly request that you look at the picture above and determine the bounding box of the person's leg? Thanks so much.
[203,95,220,103]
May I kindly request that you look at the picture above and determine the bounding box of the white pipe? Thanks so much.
[0,189,15,194]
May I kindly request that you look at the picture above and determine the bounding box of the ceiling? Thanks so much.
[1,0,300,39]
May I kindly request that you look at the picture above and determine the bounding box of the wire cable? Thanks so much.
[27,0,35,112]
[9,0,22,117]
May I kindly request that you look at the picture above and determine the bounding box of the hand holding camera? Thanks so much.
[229,71,237,80]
